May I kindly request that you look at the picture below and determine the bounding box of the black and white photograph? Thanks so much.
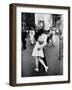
[9,4,70,86]
[21,13,63,77]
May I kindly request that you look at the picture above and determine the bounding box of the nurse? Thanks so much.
[32,32,50,72]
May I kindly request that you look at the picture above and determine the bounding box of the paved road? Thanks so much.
[21,35,63,77]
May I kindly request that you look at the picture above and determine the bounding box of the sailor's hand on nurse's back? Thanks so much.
[37,48,41,51]
[38,40,44,45]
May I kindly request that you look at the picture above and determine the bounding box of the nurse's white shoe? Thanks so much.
[45,66,48,72]
[35,68,39,72]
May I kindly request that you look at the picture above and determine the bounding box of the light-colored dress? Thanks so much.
[29,30,35,44]
[32,33,48,57]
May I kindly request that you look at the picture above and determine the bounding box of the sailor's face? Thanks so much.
[39,23,43,29]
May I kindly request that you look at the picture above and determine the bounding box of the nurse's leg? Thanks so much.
[43,48,47,66]
[34,56,39,72]
[38,57,48,72]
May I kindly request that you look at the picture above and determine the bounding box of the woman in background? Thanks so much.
[29,30,35,45]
